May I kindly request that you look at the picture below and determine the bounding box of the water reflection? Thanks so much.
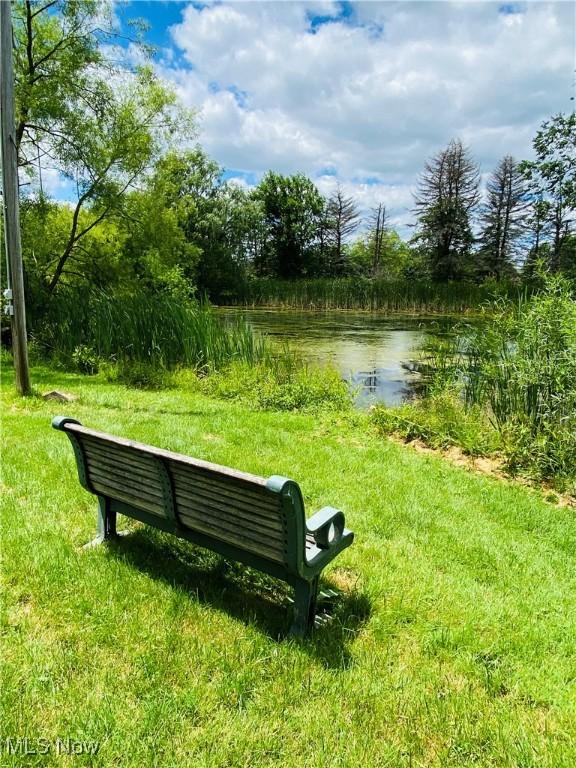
[218,308,456,407]
[347,365,422,407]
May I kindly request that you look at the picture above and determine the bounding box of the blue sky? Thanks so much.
[55,2,576,232]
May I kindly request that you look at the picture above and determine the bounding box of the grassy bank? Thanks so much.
[229,278,529,313]
[372,278,576,494]
[2,364,576,767]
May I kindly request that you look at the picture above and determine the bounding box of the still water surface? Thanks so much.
[218,309,458,407]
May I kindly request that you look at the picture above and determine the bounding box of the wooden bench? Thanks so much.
[53,417,354,636]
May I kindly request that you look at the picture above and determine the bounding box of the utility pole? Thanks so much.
[1,0,31,395]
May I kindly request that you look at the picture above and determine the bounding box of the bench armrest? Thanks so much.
[306,506,346,549]
[52,416,82,431]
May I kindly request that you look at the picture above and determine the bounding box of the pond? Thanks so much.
[218,308,459,407]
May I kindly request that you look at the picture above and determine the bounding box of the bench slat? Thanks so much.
[86,453,160,485]
[174,490,284,536]
[176,510,286,562]
[83,455,160,487]
[83,444,159,474]
[81,438,159,474]
[170,466,279,513]
[87,466,165,504]
[175,494,286,546]
[177,506,286,553]
[68,424,268,487]
[89,480,165,517]
[171,472,282,520]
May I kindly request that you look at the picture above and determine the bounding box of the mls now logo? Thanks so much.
[2,737,99,755]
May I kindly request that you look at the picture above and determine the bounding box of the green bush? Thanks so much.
[371,390,501,456]
[71,344,100,375]
[181,359,352,413]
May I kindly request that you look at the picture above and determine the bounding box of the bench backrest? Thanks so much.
[54,418,305,569]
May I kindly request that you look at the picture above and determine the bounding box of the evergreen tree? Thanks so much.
[478,156,528,280]
[414,139,480,281]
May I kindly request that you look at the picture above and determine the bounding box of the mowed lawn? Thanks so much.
[2,366,576,767]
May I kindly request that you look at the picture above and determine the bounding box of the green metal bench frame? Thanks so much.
[53,416,354,636]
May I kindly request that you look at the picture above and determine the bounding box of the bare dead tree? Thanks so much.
[370,203,386,276]
[325,185,360,274]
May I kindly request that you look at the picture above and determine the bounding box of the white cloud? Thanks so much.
[29,166,76,202]
[157,1,574,233]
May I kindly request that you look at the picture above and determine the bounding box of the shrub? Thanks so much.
[71,344,100,375]
[183,359,352,413]
[371,390,501,456]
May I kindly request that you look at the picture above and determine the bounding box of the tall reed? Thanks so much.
[31,289,270,370]
[420,278,576,485]
[230,278,529,313]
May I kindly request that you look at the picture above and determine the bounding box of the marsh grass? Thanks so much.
[379,278,576,490]
[371,390,501,456]
[178,358,352,412]
[231,278,528,313]
[31,288,271,372]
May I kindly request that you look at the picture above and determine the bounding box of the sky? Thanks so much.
[58,1,576,233]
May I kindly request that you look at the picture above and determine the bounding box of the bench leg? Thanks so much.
[84,496,117,549]
[289,576,319,638]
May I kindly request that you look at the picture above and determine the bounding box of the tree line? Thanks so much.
[6,1,576,312]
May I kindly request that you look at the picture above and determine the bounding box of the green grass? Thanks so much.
[30,289,270,371]
[2,365,576,766]
[178,358,352,412]
[230,278,529,313]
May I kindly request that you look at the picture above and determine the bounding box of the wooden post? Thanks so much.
[1,0,31,395]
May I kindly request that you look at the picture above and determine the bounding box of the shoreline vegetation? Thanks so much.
[15,275,575,498]
[223,277,531,313]
[372,277,576,497]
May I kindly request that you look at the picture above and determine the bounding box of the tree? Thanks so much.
[194,184,266,300]
[414,139,480,281]
[21,196,129,304]
[119,153,203,297]
[255,172,324,278]
[369,203,387,276]
[348,228,411,279]
[477,156,528,280]
[325,185,360,275]
[13,0,190,295]
[520,112,576,272]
